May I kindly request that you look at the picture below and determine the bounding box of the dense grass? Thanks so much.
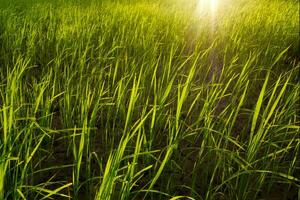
[0,0,299,199]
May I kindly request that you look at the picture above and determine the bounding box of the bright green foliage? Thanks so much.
[0,0,299,199]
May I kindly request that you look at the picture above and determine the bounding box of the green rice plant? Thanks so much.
[0,0,299,199]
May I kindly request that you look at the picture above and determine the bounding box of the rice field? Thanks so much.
[0,0,299,199]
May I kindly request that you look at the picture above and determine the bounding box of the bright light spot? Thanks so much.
[196,0,218,16]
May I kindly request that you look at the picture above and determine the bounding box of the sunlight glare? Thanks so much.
[196,0,218,16]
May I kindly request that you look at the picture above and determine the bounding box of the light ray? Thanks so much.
[196,0,218,16]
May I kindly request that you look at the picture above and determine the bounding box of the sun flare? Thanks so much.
[196,0,218,15]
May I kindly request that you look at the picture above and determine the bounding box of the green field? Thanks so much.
[0,0,299,199]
